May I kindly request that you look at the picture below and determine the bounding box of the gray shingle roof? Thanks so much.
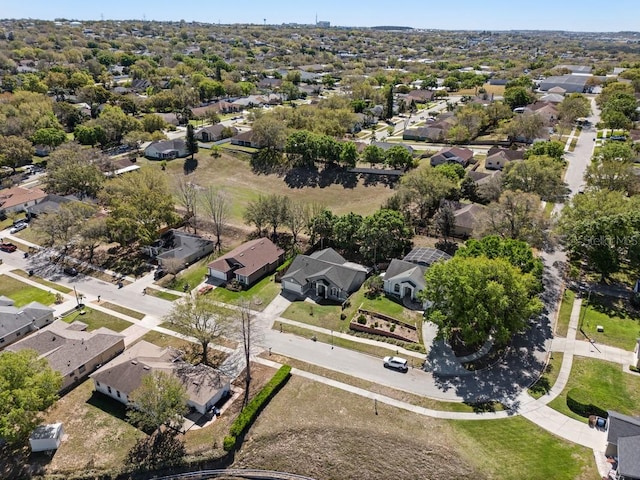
[384,259,426,290]
[607,411,640,446]
[403,247,451,267]
[618,435,640,479]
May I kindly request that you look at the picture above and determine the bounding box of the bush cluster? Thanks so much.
[223,365,292,451]
[356,314,367,325]
[566,388,608,418]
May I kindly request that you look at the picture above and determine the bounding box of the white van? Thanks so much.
[383,356,408,372]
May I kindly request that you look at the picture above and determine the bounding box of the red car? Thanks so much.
[0,242,17,253]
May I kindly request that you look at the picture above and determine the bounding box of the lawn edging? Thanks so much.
[223,365,292,451]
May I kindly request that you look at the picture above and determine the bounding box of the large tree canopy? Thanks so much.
[421,256,542,347]
[0,350,62,446]
[127,371,188,431]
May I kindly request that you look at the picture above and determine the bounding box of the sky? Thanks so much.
[3,0,640,32]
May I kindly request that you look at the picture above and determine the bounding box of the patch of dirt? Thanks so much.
[232,376,483,480]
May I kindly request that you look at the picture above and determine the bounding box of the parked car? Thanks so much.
[0,242,17,252]
[63,266,78,276]
[383,356,408,372]
[9,223,27,234]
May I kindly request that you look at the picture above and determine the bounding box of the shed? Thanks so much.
[29,423,64,452]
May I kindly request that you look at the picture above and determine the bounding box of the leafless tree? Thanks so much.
[200,186,230,251]
[174,177,199,234]
[286,200,308,247]
[235,300,262,407]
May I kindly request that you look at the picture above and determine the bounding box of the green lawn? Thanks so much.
[100,301,145,320]
[145,287,181,301]
[11,269,72,294]
[161,255,213,293]
[62,307,133,332]
[555,289,575,337]
[578,294,640,350]
[281,300,347,333]
[528,353,564,399]
[451,416,598,480]
[137,330,194,351]
[208,274,280,310]
[548,357,640,422]
[0,274,56,306]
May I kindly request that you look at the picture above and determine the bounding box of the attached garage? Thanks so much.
[282,279,303,296]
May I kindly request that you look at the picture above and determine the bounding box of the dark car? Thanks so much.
[63,266,79,276]
[0,242,17,253]
[609,135,627,142]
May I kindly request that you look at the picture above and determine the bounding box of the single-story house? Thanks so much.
[430,147,474,168]
[539,75,588,94]
[408,89,435,103]
[25,194,76,217]
[0,186,47,215]
[144,139,189,160]
[191,101,242,118]
[146,230,215,271]
[453,203,486,238]
[91,340,231,415]
[230,130,261,148]
[605,411,640,479]
[258,77,283,89]
[371,141,414,155]
[0,297,55,349]
[539,93,565,104]
[207,238,284,287]
[281,248,369,302]
[155,112,180,126]
[29,423,65,453]
[195,124,238,142]
[383,260,426,303]
[403,125,449,142]
[524,102,559,126]
[485,147,525,171]
[6,320,125,392]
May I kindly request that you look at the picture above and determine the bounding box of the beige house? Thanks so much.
[485,147,525,171]
[0,185,47,215]
[7,320,124,392]
[453,203,486,238]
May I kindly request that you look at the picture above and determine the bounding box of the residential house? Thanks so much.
[539,93,565,104]
[281,248,369,302]
[26,194,76,217]
[191,101,242,118]
[0,297,54,349]
[407,89,435,103]
[383,248,451,304]
[0,186,47,215]
[539,75,588,94]
[91,340,231,415]
[195,124,238,142]
[6,320,125,392]
[453,203,486,238]
[430,147,474,168]
[403,124,450,142]
[144,139,189,160]
[485,147,525,171]
[207,238,284,287]
[524,102,559,126]
[258,77,283,90]
[230,130,261,148]
[605,411,640,480]
[155,112,180,126]
[145,230,215,271]
[371,141,414,155]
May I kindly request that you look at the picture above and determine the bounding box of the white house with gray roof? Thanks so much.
[605,411,640,479]
[281,248,369,302]
[0,297,54,349]
[144,139,189,160]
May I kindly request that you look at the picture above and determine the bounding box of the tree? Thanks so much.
[339,141,358,168]
[252,114,287,152]
[385,145,414,169]
[333,212,363,254]
[166,294,232,366]
[420,256,542,347]
[33,201,97,251]
[362,144,385,167]
[127,371,188,431]
[236,301,258,407]
[100,168,179,246]
[524,141,565,161]
[263,194,290,240]
[78,216,109,262]
[557,93,591,129]
[186,124,198,160]
[357,209,413,264]
[93,105,141,145]
[174,178,198,234]
[142,114,168,133]
[434,202,456,242]
[307,208,336,246]
[384,85,394,119]
[397,166,459,226]
[482,190,548,248]
[460,175,481,203]
[45,143,105,198]
[286,200,308,246]
[584,142,637,194]
[243,197,269,236]
[0,350,62,446]
[0,135,34,172]
[502,155,567,202]
[74,124,106,146]
[503,86,534,109]
[201,186,230,251]
[502,112,545,144]
[30,127,67,149]
[127,429,185,470]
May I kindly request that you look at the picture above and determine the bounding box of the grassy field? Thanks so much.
[555,289,576,337]
[145,287,181,301]
[579,294,640,350]
[62,307,133,332]
[528,353,564,399]
[232,374,597,480]
[548,358,640,422]
[451,417,598,480]
[137,330,194,351]
[0,274,56,306]
[11,269,72,293]
[100,301,145,320]
[208,274,280,310]
[153,150,395,224]
[457,83,506,97]
[39,380,145,475]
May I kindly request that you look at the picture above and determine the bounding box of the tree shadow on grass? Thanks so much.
[587,293,633,320]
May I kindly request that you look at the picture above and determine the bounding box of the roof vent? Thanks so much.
[143,365,150,370]
[131,360,138,365]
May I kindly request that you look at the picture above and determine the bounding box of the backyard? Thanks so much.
[548,357,640,422]
[0,274,56,306]
[578,294,640,350]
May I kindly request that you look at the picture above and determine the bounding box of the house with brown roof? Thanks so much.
[485,147,525,171]
[207,238,284,287]
[91,340,231,415]
[230,130,262,148]
[195,124,238,142]
[7,320,124,392]
[453,203,486,238]
[430,147,474,168]
[0,186,47,215]
[524,102,559,126]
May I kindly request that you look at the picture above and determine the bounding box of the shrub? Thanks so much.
[390,324,396,332]
[340,313,346,320]
[226,365,292,450]
[357,314,367,325]
[566,388,608,418]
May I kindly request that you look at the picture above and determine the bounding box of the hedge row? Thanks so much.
[566,388,608,419]
[223,365,292,451]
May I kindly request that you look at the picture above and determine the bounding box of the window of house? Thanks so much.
[116,390,120,398]
[331,287,338,297]
[394,284,400,293]
[107,386,112,394]
[78,364,86,374]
